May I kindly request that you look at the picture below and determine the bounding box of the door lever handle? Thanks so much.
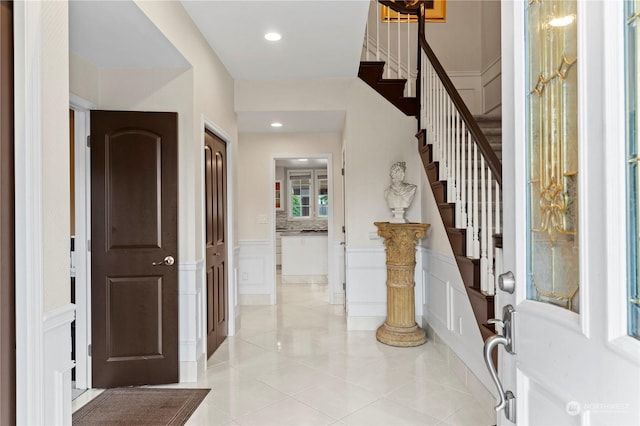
[483,304,517,422]
[152,255,175,266]
[484,335,509,411]
[487,318,504,328]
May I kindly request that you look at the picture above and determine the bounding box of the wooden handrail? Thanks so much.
[378,0,502,186]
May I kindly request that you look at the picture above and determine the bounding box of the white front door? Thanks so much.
[496,1,640,424]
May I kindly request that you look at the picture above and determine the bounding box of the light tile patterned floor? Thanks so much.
[73,278,495,425]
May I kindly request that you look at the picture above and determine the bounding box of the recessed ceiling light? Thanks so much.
[270,122,283,128]
[264,32,282,41]
[298,159,308,162]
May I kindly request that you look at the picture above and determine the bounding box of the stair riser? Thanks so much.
[446,229,467,257]
[431,182,447,204]
[465,287,495,326]
[439,204,455,228]
[456,257,481,290]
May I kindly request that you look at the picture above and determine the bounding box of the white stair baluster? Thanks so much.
[376,0,380,61]
[459,121,467,229]
[472,142,480,258]
[407,15,411,96]
[466,129,474,257]
[480,157,487,292]
[487,173,495,295]
[397,12,401,79]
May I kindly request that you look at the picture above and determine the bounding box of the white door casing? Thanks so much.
[497,1,640,425]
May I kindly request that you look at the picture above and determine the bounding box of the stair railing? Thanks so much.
[362,0,418,97]
[366,0,502,295]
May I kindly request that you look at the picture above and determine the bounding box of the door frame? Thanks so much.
[1,1,15,423]
[69,94,94,390]
[271,153,335,305]
[201,117,237,339]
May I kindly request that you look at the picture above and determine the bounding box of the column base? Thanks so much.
[376,322,427,347]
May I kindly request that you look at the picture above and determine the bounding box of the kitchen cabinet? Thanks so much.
[281,233,328,283]
[275,231,282,266]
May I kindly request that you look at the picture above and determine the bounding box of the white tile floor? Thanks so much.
[73,277,495,425]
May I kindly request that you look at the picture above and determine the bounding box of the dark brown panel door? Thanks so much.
[204,130,227,356]
[0,1,15,423]
[91,111,178,388]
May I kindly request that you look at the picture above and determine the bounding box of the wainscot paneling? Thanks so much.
[42,304,75,426]
[346,246,425,330]
[329,239,346,305]
[178,260,205,382]
[422,249,496,397]
[449,72,483,115]
[481,56,502,114]
[238,240,273,305]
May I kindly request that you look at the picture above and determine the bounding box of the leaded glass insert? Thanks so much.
[626,0,640,340]
[526,0,579,313]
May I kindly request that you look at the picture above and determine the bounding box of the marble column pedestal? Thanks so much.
[374,222,430,347]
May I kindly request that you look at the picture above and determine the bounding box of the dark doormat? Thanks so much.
[73,387,210,426]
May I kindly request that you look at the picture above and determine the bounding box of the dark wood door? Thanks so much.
[0,1,15,423]
[91,111,178,388]
[204,130,227,356]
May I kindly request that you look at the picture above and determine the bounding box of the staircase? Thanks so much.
[358,61,418,117]
[359,0,503,342]
[358,60,502,341]
[417,119,502,342]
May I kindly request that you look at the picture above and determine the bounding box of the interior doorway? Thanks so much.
[273,155,333,304]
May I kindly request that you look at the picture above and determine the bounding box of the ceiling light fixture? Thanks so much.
[270,122,283,128]
[264,32,282,41]
[548,14,575,27]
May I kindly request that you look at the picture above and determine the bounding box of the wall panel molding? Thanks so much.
[178,259,205,382]
[42,304,75,426]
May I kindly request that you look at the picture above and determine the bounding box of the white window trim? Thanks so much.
[315,170,329,220]
[287,169,314,220]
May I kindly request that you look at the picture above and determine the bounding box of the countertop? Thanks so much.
[279,230,328,237]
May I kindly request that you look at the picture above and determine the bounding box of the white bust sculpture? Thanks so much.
[384,161,417,223]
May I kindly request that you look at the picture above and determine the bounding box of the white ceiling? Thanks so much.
[69,0,370,133]
[238,110,345,133]
[69,1,189,69]
[180,0,370,80]
[276,158,328,169]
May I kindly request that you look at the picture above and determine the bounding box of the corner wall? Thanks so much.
[343,80,424,329]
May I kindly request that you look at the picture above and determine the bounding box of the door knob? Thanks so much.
[498,271,516,294]
[152,255,175,266]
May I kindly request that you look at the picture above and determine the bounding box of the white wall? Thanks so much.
[343,79,425,328]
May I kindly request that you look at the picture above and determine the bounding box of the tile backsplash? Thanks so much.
[276,211,328,231]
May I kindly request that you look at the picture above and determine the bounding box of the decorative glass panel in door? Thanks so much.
[526,0,579,312]
[626,0,640,339]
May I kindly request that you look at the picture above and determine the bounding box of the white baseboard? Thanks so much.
[178,260,205,383]
[347,316,385,331]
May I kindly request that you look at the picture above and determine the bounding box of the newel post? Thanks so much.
[374,222,430,346]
